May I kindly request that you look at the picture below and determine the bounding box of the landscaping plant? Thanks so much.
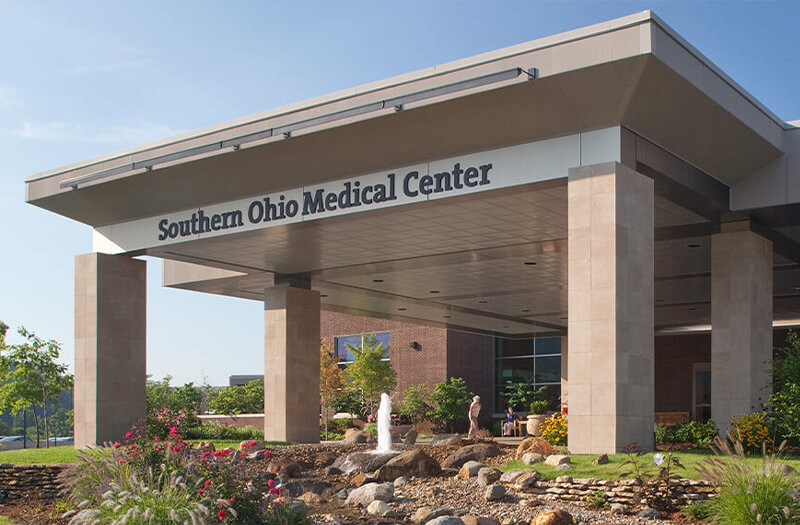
[696,436,800,525]
[620,443,685,513]
[540,412,568,446]
[502,381,546,412]
[429,377,473,433]
[400,384,433,429]
[343,333,397,417]
[769,330,800,444]
[730,412,772,453]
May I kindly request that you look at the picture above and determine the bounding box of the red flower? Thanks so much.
[196,489,204,496]
[249,440,257,446]
[154,436,160,441]
[218,509,227,520]
[118,459,126,464]
[227,499,233,505]
[172,445,181,452]
[203,451,210,457]
[204,480,212,487]
[169,426,179,436]
[267,479,275,488]
[125,432,133,439]
[113,443,121,449]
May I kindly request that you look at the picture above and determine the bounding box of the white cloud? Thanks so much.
[61,59,151,75]
[11,120,184,146]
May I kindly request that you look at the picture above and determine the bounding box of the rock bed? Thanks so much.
[267,443,699,524]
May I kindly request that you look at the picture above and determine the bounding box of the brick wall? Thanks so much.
[447,329,495,425]
[321,310,449,399]
[654,333,710,414]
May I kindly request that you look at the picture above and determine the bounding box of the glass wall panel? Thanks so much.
[534,337,561,355]
[535,356,561,383]
[496,339,534,358]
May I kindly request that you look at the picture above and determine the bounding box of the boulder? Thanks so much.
[318,515,343,525]
[280,479,330,497]
[367,500,391,516]
[522,452,544,465]
[332,487,352,501]
[531,509,573,525]
[430,434,462,446]
[345,482,394,506]
[543,455,570,467]
[404,429,419,445]
[331,452,395,474]
[514,471,539,490]
[553,464,571,472]
[412,506,454,524]
[300,492,325,505]
[376,448,441,481]
[345,428,370,444]
[442,443,502,469]
[286,500,307,516]
[463,517,501,525]
[266,458,302,478]
[351,472,378,487]
[458,461,486,478]
[610,503,625,515]
[499,470,525,483]
[240,440,265,452]
[484,484,506,501]
[591,453,609,466]
[394,476,408,487]
[515,437,554,460]
[314,450,339,467]
[426,518,465,525]
[477,467,501,487]
[637,508,662,520]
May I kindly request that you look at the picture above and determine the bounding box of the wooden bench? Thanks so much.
[655,411,690,426]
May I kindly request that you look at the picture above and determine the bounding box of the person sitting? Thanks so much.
[503,406,520,436]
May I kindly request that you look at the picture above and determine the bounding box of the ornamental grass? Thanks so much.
[696,436,800,525]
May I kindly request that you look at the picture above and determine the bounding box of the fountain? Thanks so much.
[374,392,395,453]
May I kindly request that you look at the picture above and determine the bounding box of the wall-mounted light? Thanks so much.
[409,341,422,351]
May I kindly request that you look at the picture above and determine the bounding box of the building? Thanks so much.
[24,11,800,454]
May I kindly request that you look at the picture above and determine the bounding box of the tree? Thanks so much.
[400,384,432,429]
[344,333,396,416]
[320,340,345,440]
[768,331,800,441]
[502,381,546,411]
[0,327,73,447]
[430,377,473,432]
[209,380,264,415]
[0,320,8,346]
[146,376,203,413]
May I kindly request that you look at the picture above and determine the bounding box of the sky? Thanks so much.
[1,0,798,387]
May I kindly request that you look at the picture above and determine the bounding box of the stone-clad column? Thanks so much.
[74,253,146,448]
[264,285,320,443]
[567,162,654,454]
[711,228,772,434]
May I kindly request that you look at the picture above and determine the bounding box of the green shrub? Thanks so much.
[655,423,678,444]
[584,490,609,508]
[529,400,549,415]
[490,422,502,437]
[731,413,772,453]
[185,424,263,441]
[682,501,712,521]
[364,422,378,436]
[686,420,719,447]
[697,438,800,525]
[655,420,718,447]
[321,432,345,441]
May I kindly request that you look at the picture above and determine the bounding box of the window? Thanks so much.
[334,332,390,368]
[495,336,562,413]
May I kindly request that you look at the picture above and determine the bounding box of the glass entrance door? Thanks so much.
[693,363,711,422]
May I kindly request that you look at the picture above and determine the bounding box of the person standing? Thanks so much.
[468,395,481,439]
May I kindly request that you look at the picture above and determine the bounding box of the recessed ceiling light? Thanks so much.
[687,243,701,248]
[320,294,328,298]
[478,300,488,304]
[793,287,800,292]
[524,261,537,266]
[429,290,440,294]
[397,307,407,311]
[373,279,384,283]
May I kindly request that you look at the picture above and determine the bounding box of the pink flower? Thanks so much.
[203,451,210,457]
[154,436,160,441]
[226,499,233,505]
[169,426,179,436]
[204,480,212,487]
[267,479,275,488]
[218,509,227,520]
[196,489,204,496]
[113,443,121,449]
[125,432,133,439]
[249,441,257,446]
[118,459,125,464]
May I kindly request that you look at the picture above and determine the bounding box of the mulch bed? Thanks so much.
[0,497,69,525]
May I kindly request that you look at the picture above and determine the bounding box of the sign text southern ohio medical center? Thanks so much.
[91,129,620,253]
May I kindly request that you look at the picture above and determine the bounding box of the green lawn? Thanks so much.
[500,450,800,481]
[0,440,289,465]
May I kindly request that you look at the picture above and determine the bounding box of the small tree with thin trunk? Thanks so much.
[344,333,396,417]
[320,340,345,440]
[0,327,72,447]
